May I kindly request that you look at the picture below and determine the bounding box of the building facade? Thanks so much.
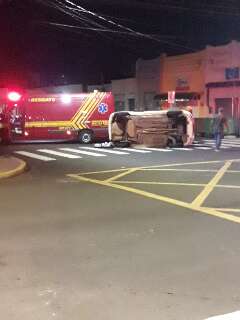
[205,41,240,121]
[111,78,137,111]
[112,40,240,130]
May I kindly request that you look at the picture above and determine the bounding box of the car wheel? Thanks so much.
[79,130,93,144]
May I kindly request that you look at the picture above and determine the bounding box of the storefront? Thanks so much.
[154,92,200,111]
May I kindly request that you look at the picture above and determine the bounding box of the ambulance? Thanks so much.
[0,89,114,144]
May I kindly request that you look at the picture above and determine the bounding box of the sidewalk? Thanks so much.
[0,156,26,179]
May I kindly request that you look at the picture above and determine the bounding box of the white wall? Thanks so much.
[136,57,161,110]
[111,78,137,111]
[205,41,240,84]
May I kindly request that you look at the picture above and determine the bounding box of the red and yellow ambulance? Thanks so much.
[0,89,114,144]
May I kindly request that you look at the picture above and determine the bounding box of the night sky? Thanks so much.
[1,0,240,87]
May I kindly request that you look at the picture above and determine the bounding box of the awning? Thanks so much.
[206,81,240,88]
[154,92,201,100]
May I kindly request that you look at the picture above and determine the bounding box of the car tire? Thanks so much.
[79,130,93,144]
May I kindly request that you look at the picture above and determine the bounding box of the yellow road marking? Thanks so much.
[76,159,227,176]
[203,208,240,213]
[68,173,240,224]
[141,169,220,172]
[141,168,240,173]
[105,168,139,183]
[68,159,240,224]
[114,181,240,189]
[0,158,26,179]
[77,168,130,176]
[191,161,233,207]
[68,174,194,208]
[114,181,205,187]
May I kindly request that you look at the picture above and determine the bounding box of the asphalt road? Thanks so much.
[0,140,240,320]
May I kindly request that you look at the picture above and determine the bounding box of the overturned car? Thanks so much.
[108,110,194,148]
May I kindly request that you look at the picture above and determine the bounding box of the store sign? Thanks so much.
[168,91,175,104]
[225,67,239,80]
[176,78,189,91]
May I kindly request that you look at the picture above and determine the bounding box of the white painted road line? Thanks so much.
[203,143,232,149]
[204,140,240,146]
[205,310,240,319]
[38,149,81,159]
[141,147,173,152]
[15,151,56,161]
[195,147,212,150]
[205,143,240,148]
[172,148,193,151]
[59,148,106,157]
[80,147,130,155]
[221,141,240,145]
[115,148,151,153]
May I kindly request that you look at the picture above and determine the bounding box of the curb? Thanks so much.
[0,157,27,179]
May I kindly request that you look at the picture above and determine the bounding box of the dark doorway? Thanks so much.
[128,98,135,111]
[215,98,233,117]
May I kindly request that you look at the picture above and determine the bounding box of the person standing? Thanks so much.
[212,108,228,151]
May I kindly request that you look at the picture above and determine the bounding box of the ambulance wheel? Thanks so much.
[79,130,93,144]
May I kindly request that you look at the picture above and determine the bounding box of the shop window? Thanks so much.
[215,98,233,117]
[144,92,156,110]
[115,100,125,111]
[114,94,125,111]
[128,98,135,111]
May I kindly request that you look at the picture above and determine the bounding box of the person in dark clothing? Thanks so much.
[212,108,228,151]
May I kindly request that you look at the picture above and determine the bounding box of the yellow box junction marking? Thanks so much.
[192,161,233,207]
[105,168,139,183]
[68,159,240,224]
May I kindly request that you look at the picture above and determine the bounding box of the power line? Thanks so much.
[36,0,196,51]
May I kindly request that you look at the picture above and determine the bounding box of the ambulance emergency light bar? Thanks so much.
[7,91,22,102]
[61,94,72,104]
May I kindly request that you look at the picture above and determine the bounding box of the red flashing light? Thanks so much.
[8,91,21,102]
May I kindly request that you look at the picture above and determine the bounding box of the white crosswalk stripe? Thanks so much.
[59,148,106,157]
[12,138,240,162]
[194,147,212,150]
[195,138,240,150]
[141,147,172,152]
[203,139,240,146]
[202,142,237,149]
[172,148,193,151]
[217,141,240,145]
[14,151,56,162]
[80,147,130,155]
[115,148,151,153]
[205,310,240,319]
[38,149,82,159]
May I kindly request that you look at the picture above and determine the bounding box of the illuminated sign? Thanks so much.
[225,67,239,80]
[176,78,189,91]
[29,97,56,103]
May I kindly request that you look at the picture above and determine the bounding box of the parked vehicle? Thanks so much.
[0,89,114,144]
[108,109,194,147]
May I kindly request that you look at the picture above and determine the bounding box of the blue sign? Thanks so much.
[98,103,108,114]
[225,67,239,80]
